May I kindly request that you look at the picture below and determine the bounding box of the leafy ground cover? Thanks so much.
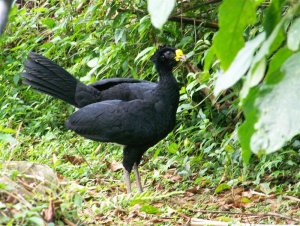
[1,127,299,224]
[0,0,299,225]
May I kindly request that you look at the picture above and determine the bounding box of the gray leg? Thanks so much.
[124,168,131,194]
[133,163,143,193]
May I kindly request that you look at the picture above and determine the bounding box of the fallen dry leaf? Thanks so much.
[231,187,244,196]
[63,154,85,165]
[153,202,165,208]
[163,173,182,183]
[154,182,164,191]
[107,160,123,172]
[186,186,201,194]
[57,173,65,181]
[151,218,165,223]
[6,194,18,204]
[114,208,127,217]
[42,199,55,222]
[184,191,195,197]
[130,204,141,212]
[62,218,77,226]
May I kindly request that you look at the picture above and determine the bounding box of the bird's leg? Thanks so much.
[133,163,143,193]
[123,168,131,194]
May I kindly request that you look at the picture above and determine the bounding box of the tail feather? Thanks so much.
[22,52,80,106]
[22,72,72,102]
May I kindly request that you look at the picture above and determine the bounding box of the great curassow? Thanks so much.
[21,46,186,193]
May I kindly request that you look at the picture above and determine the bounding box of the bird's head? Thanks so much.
[150,46,186,70]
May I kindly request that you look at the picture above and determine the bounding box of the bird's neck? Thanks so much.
[156,66,177,87]
[156,66,179,103]
[158,72,177,87]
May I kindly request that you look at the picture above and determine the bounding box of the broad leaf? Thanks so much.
[28,217,44,225]
[215,183,231,193]
[140,204,160,214]
[247,58,266,87]
[134,46,155,63]
[204,47,215,72]
[239,48,293,161]
[214,33,265,96]
[263,0,286,36]
[213,0,257,70]
[287,18,300,51]
[0,126,16,133]
[238,89,259,163]
[251,53,300,154]
[240,21,285,99]
[41,18,56,28]
[264,47,293,84]
[87,57,98,68]
[147,0,176,29]
[0,133,17,144]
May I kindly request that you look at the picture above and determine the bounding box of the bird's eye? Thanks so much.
[162,51,171,59]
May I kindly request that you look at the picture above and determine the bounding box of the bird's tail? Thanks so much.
[21,52,82,107]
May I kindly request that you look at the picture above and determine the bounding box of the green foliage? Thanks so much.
[148,0,176,29]
[214,183,230,193]
[263,0,285,36]
[214,33,266,96]
[213,0,258,70]
[249,53,300,154]
[287,17,300,51]
[213,0,300,157]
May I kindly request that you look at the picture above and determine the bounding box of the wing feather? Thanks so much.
[65,100,158,146]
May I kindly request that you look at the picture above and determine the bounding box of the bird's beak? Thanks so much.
[175,49,187,62]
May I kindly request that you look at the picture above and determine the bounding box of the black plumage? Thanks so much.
[21,46,186,193]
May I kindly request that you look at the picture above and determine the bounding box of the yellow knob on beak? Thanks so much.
[175,49,187,62]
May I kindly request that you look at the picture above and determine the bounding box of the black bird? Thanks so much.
[21,46,186,193]
[0,0,13,34]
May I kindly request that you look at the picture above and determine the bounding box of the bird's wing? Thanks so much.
[65,99,158,146]
[90,78,152,91]
[90,78,157,101]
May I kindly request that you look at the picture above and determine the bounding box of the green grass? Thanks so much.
[1,126,299,224]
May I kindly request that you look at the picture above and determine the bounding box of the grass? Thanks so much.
[1,127,299,224]
[0,0,299,225]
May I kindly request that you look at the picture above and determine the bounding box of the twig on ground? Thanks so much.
[283,195,300,202]
[195,209,300,223]
[62,218,77,226]
[250,190,300,203]
[190,218,298,226]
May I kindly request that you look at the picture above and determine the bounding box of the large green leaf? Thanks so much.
[213,0,257,70]
[147,0,176,29]
[238,89,259,163]
[251,52,300,154]
[238,48,293,161]
[240,21,285,99]
[0,133,17,144]
[263,0,286,36]
[287,18,300,51]
[264,47,293,84]
[214,33,265,96]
